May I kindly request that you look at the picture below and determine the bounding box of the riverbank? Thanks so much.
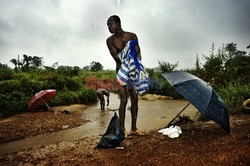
[0,104,249,165]
[0,104,89,144]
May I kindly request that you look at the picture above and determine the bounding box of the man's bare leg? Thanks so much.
[119,86,128,131]
[101,100,105,110]
[128,87,138,131]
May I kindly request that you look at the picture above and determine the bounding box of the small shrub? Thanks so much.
[0,80,20,94]
[0,92,30,117]
[78,88,97,104]
[218,82,250,114]
[51,91,78,106]
[0,68,15,81]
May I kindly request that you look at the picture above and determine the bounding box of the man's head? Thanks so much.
[107,15,121,34]
[108,15,121,24]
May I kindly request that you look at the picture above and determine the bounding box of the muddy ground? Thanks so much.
[0,104,249,166]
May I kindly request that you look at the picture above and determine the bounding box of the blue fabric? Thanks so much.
[117,40,149,94]
[161,71,230,133]
[129,40,141,70]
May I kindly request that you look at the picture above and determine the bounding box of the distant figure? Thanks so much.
[96,89,110,110]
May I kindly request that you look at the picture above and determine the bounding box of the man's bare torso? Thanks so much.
[107,32,137,71]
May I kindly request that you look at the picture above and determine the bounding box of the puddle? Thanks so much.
[0,93,198,154]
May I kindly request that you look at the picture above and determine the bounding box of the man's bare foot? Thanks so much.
[130,130,146,136]
[124,131,133,139]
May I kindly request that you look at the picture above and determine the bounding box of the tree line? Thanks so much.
[5,42,250,73]
[7,54,104,73]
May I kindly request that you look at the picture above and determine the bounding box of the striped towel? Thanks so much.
[117,40,149,94]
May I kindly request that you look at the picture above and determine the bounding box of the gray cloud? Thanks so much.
[0,0,249,69]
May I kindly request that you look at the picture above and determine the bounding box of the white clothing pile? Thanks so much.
[158,125,182,138]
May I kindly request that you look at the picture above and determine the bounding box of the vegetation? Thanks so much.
[0,59,109,117]
[0,42,249,117]
[155,42,250,114]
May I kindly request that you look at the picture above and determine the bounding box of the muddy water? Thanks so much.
[0,93,198,154]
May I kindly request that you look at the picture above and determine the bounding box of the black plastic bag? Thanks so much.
[97,112,125,148]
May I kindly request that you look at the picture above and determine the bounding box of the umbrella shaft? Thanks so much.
[167,102,191,127]
[41,98,51,110]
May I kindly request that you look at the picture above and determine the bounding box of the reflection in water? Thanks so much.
[0,93,198,154]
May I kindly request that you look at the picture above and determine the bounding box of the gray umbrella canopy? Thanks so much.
[162,71,230,133]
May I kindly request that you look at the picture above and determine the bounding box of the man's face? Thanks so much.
[107,19,118,34]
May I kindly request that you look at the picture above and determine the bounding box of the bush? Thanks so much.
[0,92,30,117]
[218,82,250,114]
[51,91,78,106]
[78,88,97,104]
[0,80,21,94]
[64,77,81,91]
[0,68,15,81]
[19,77,43,95]
[50,88,97,106]
[147,74,182,99]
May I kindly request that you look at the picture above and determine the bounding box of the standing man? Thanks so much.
[106,15,145,137]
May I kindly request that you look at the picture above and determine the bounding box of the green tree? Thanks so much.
[217,44,228,68]
[57,66,80,77]
[158,60,178,72]
[83,65,90,71]
[90,61,103,72]
[0,63,9,69]
[17,55,23,71]
[22,54,32,71]
[209,42,215,56]
[225,43,237,59]
[31,56,43,68]
[10,59,18,71]
[203,56,223,75]
[235,51,247,56]
[247,44,250,55]
[225,55,250,83]
[72,66,80,76]
[195,54,201,71]
[51,62,59,69]
[203,43,223,78]
[0,63,14,80]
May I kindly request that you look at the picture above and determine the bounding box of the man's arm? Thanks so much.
[106,38,121,63]
[133,34,142,60]
[107,95,109,106]
[107,90,110,106]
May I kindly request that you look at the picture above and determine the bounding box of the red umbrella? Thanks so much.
[28,89,57,111]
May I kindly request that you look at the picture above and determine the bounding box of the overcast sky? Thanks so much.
[0,0,249,70]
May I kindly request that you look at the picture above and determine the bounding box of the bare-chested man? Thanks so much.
[96,89,109,110]
[106,15,145,137]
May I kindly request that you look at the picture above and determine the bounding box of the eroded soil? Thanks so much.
[0,104,249,166]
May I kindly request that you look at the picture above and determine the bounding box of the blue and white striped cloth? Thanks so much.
[117,40,149,94]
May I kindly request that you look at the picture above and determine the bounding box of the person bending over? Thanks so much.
[96,89,109,110]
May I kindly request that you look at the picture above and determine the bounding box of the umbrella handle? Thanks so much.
[166,102,191,127]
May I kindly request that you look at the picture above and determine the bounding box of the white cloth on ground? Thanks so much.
[158,125,182,138]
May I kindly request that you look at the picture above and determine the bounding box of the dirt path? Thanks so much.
[0,105,250,165]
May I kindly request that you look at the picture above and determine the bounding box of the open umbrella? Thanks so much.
[162,71,230,133]
[28,89,57,111]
